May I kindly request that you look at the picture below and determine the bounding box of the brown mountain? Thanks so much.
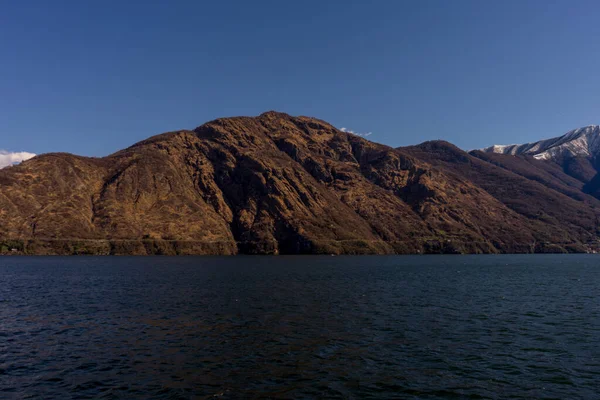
[1,112,599,255]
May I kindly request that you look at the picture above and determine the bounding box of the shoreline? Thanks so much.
[1,238,596,256]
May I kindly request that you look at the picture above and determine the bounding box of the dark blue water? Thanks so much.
[1,255,599,399]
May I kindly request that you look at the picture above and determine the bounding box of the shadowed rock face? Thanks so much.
[1,112,600,255]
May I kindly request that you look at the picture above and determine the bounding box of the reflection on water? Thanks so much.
[1,255,599,399]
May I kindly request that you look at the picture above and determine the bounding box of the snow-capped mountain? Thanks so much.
[482,125,600,161]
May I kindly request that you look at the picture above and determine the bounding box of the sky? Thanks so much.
[2,0,600,159]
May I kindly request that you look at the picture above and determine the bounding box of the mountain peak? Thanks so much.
[259,110,292,119]
[482,125,600,160]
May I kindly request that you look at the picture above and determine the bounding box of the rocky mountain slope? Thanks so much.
[481,125,600,199]
[1,112,600,255]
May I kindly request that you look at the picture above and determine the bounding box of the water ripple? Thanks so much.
[1,255,599,399]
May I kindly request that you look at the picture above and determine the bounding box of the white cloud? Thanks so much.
[340,127,373,137]
[0,150,36,169]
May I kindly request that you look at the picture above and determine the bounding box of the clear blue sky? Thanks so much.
[2,0,600,157]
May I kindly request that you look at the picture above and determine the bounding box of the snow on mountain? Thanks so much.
[482,125,600,161]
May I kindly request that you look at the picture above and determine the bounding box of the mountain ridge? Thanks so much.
[2,112,600,255]
[481,125,600,160]
[480,125,600,199]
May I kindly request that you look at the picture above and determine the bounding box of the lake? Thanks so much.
[1,255,599,399]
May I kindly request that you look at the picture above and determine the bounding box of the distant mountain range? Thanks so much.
[2,112,600,255]
[482,125,600,161]
[481,125,600,199]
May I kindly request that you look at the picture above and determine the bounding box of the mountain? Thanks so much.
[1,112,600,255]
[482,125,600,161]
[406,141,600,249]
[481,125,600,198]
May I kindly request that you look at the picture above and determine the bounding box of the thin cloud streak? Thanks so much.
[340,127,373,137]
